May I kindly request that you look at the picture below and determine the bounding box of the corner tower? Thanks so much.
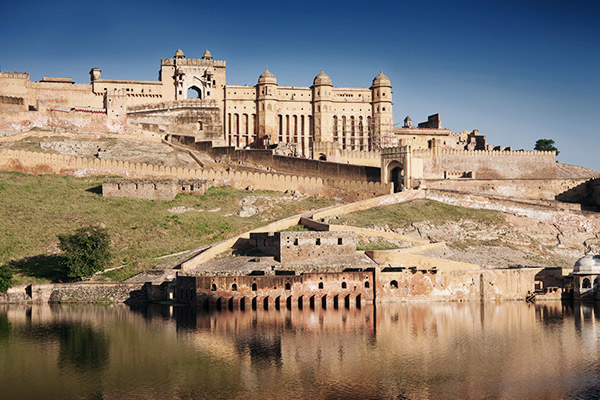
[371,71,393,149]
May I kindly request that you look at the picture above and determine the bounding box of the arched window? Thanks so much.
[390,280,398,289]
[187,86,202,99]
[210,283,217,291]
[365,281,370,288]
[341,281,347,289]
[582,278,591,289]
[285,282,291,291]
[318,282,324,289]
[252,283,257,291]
[232,283,238,291]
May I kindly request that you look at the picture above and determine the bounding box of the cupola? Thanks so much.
[313,69,332,86]
[258,66,277,85]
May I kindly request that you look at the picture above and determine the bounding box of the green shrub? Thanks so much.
[58,226,112,278]
[0,264,13,293]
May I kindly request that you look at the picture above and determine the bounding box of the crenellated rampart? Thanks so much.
[161,58,226,67]
[0,71,29,79]
[0,149,391,200]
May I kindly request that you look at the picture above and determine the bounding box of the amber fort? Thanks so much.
[1,49,600,305]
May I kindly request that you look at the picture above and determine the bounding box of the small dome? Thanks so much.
[313,69,332,86]
[573,255,600,274]
[202,49,213,60]
[174,49,185,58]
[372,70,391,87]
[258,66,277,85]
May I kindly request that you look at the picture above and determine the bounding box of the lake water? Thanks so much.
[1,302,599,399]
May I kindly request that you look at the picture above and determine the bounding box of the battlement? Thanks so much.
[0,71,29,79]
[440,149,556,157]
[161,58,226,68]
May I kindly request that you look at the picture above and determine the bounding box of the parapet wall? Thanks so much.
[103,179,211,200]
[419,178,593,204]
[312,142,381,167]
[0,149,391,201]
[418,149,557,180]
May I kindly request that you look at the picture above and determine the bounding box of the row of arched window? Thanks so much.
[333,115,372,151]
[226,113,257,148]
[209,280,372,291]
[277,114,313,156]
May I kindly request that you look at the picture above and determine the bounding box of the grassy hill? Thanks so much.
[0,171,333,284]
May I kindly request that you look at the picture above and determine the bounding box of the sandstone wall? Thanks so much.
[170,135,382,183]
[375,268,538,302]
[0,282,147,304]
[251,231,357,263]
[102,179,211,200]
[312,142,381,167]
[418,149,557,180]
[419,178,593,203]
[0,149,391,201]
[0,109,126,134]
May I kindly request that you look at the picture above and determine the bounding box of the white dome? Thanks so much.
[573,254,600,274]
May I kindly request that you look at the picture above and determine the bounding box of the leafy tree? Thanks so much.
[535,139,559,155]
[58,226,112,279]
[0,264,13,293]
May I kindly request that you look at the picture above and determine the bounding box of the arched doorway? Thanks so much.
[187,86,202,99]
[390,166,404,192]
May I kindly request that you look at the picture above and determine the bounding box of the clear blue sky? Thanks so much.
[1,0,598,171]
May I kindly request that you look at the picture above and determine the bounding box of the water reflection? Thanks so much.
[2,302,600,399]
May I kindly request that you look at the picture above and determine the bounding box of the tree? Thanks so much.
[535,139,559,155]
[0,264,13,293]
[58,226,112,279]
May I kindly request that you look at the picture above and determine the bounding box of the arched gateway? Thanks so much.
[381,146,412,192]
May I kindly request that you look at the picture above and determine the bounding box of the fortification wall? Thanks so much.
[170,135,381,183]
[0,282,147,304]
[0,149,391,201]
[419,178,593,203]
[419,150,557,180]
[375,268,538,302]
[102,179,211,200]
[0,109,126,134]
[312,142,381,167]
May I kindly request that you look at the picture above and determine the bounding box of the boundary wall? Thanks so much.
[312,142,381,167]
[415,148,557,180]
[419,178,594,204]
[0,149,391,201]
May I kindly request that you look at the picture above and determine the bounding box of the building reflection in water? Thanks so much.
[2,301,600,399]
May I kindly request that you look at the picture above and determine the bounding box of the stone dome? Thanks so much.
[258,67,277,85]
[313,69,332,86]
[573,255,600,274]
[202,49,213,60]
[174,49,185,58]
[372,70,391,87]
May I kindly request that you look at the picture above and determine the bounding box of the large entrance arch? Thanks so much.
[381,146,412,193]
[187,86,202,99]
